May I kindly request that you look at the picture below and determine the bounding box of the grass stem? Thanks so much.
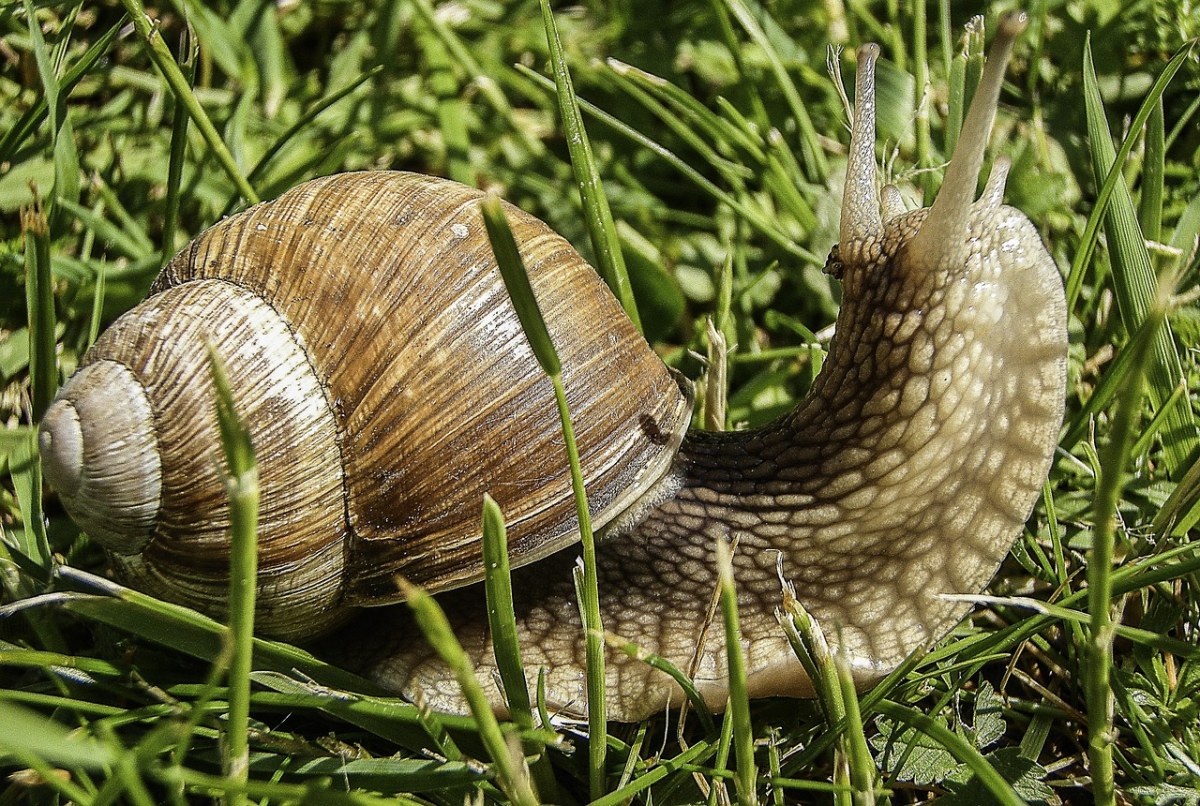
[207,349,259,806]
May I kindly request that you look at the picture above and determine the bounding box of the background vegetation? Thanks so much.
[2,0,1199,802]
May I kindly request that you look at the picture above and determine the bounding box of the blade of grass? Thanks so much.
[1085,288,1167,806]
[516,65,819,264]
[417,13,471,185]
[1139,97,1164,244]
[1153,452,1200,538]
[874,700,1024,806]
[22,193,56,422]
[707,693,735,805]
[704,318,729,431]
[25,0,81,227]
[481,193,606,799]
[777,584,843,727]
[910,0,934,202]
[776,585,850,806]
[481,495,533,723]
[539,0,641,332]
[833,638,876,803]
[246,66,381,188]
[401,580,538,806]
[603,60,754,186]
[0,702,116,773]
[945,17,984,166]
[207,348,259,806]
[163,26,195,267]
[716,539,757,806]
[408,0,544,155]
[116,0,259,204]
[1065,40,1192,311]
[605,59,766,163]
[86,249,107,350]
[707,0,771,130]
[722,0,827,181]
[604,629,716,733]
[481,494,559,803]
[1080,37,1197,475]
[0,19,122,163]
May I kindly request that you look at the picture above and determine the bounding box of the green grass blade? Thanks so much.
[704,318,730,431]
[603,60,753,186]
[481,192,605,798]
[910,0,933,202]
[408,0,544,156]
[0,18,122,163]
[480,195,560,377]
[777,586,843,726]
[402,580,539,806]
[481,494,533,724]
[116,0,259,204]
[245,66,381,188]
[875,700,1024,806]
[833,643,875,803]
[605,58,766,164]
[516,65,819,264]
[162,26,195,267]
[417,13,471,185]
[605,629,716,733]
[722,0,827,181]
[1066,40,1192,313]
[25,0,81,225]
[1153,453,1200,538]
[716,539,758,805]
[1081,37,1197,476]
[539,0,641,332]
[206,348,259,806]
[1086,294,1166,806]
[0,701,115,773]
[708,694,735,805]
[6,431,50,573]
[945,18,984,160]
[1139,97,1164,244]
[22,196,56,422]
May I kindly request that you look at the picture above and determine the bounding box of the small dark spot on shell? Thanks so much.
[640,414,667,445]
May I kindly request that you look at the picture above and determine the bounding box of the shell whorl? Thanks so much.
[40,360,161,554]
[46,279,349,637]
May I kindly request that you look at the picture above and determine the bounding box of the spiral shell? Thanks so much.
[39,171,692,638]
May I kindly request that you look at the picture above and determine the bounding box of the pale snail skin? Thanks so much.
[36,13,1068,723]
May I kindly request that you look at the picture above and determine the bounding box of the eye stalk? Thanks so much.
[839,43,882,265]
[909,11,1028,264]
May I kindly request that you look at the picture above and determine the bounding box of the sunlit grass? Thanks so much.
[2,1,1198,803]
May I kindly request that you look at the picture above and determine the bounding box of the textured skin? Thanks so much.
[343,202,1068,722]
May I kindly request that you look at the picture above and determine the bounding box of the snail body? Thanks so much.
[40,16,1067,722]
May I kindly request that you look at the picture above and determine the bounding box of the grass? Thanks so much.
[2,0,1200,803]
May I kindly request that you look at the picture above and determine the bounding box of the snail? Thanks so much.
[38,13,1066,722]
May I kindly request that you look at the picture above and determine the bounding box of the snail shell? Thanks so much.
[39,173,691,638]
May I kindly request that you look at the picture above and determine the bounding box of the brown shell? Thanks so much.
[91,171,690,632]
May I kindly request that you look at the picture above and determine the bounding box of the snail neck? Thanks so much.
[627,217,1066,671]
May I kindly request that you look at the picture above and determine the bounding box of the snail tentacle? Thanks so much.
[980,156,1012,209]
[910,11,1027,265]
[839,44,883,264]
[881,185,906,223]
